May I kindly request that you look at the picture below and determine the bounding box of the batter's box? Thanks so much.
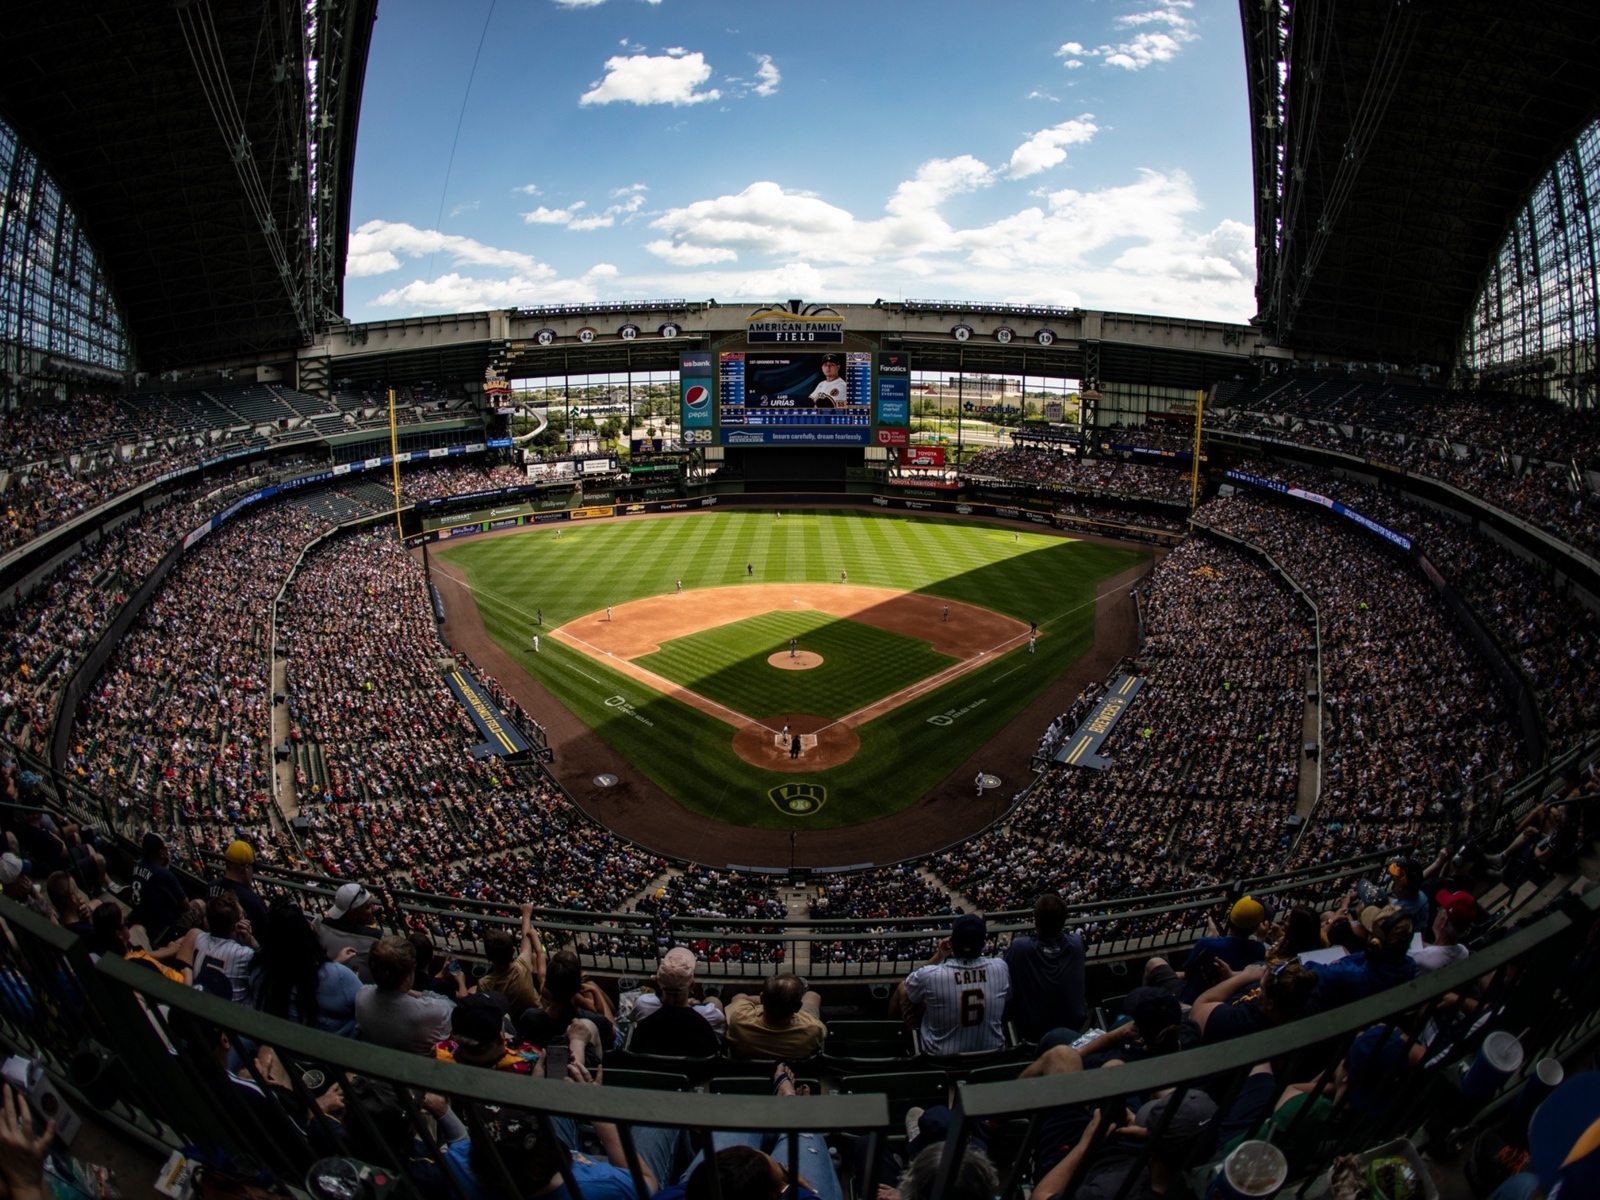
[773,732,819,751]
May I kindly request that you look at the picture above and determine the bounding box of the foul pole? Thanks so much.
[1189,387,1206,512]
[389,388,403,540]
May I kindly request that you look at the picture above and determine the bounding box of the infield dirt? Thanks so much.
[429,522,1156,868]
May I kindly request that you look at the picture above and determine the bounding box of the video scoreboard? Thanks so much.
[680,350,911,448]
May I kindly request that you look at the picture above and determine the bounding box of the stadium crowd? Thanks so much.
[962,446,1192,503]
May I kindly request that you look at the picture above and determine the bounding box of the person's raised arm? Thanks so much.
[1031,1108,1105,1200]
[518,902,546,989]
[1191,962,1266,1035]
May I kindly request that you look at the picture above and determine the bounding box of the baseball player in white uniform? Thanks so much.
[890,914,1010,1055]
[809,355,847,407]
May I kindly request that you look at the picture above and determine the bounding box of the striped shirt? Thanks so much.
[905,955,1011,1055]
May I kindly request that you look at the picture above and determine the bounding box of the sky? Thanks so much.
[344,0,1257,325]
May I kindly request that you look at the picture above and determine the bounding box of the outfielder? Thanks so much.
[890,914,1010,1055]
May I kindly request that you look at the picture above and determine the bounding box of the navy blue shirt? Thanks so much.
[1199,996,1271,1044]
[1004,932,1088,1039]
[1179,935,1265,1003]
[130,859,189,937]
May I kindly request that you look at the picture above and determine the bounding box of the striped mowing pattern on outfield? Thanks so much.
[438,511,1146,831]
[633,609,958,721]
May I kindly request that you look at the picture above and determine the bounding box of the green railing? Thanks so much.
[3,887,1596,1200]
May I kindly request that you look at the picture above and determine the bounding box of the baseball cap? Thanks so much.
[1531,1072,1600,1198]
[1389,856,1423,885]
[1435,889,1478,922]
[451,991,510,1047]
[1358,905,1387,933]
[1134,1090,1218,1159]
[656,946,698,994]
[1229,896,1266,931]
[819,353,843,365]
[326,883,373,920]
[141,832,166,857]
[951,913,987,957]
[223,840,255,865]
[1365,906,1415,956]
[0,853,24,886]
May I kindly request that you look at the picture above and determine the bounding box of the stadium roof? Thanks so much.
[1243,0,1600,367]
[0,0,377,373]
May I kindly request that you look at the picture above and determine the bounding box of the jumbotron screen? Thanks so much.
[717,351,873,446]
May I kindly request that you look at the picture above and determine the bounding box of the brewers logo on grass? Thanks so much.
[768,782,826,816]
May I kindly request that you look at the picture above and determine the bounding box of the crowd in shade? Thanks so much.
[932,535,1311,927]
[280,529,664,915]
[1213,378,1600,558]
[1197,491,1527,866]
[1224,459,1600,756]
[962,446,1193,503]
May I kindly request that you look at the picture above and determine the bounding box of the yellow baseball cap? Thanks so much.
[224,840,256,865]
[1229,896,1266,930]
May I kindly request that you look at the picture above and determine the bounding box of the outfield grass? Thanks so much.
[438,510,1143,829]
[634,609,958,720]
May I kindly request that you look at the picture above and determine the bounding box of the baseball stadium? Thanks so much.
[1,2,1599,1198]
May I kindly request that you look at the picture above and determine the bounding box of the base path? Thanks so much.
[427,531,1159,869]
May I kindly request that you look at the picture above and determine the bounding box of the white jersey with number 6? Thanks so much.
[905,955,1011,1055]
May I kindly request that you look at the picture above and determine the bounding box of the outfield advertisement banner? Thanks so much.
[876,351,910,447]
[680,352,714,432]
[900,446,945,469]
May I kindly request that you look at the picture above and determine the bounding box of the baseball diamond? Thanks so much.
[431,509,1145,851]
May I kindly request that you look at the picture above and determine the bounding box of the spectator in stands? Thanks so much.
[725,973,827,1060]
[1036,1088,1209,1200]
[1003,893,1087,1042]
[1066,986,1194,1065]
[407,931,469,1001]
[0,1081,57,1200]
[433,992,540,1073]
[476,901,545,1017]
[891,914,1010,1056]
[628,947,723,1056]
[1414,891,1476,974]
[1307,907,1417,1011]
[355,935,455,1054]
[1262,905,1325,963]
[1358,858,1429,930]
[0,854,51,921]
[250,901,362,1037]
[897,1145,998,1200]
[314,882,384,984]
[207,840,270,934]
[89,903,189,984]
[157,892,258,1002]
[129,832,197,948]
[14,809,71,881]
[1191,960,1318,1044]
[1489,801,1578,879]
[44,872,96,940]
[1165,897,1269,1004]
[514,949,615,1055]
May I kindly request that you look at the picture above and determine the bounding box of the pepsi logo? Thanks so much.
[684,385,710,410]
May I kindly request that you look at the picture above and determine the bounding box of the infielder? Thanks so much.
[532,635,540,653]
[606,605,613,622]
[890,914,1010,1055]
[943,605,949,622]
[676,579,683,593]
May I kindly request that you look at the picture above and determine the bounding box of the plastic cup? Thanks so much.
[1206,1141,1288,1199]
[1462,1031,1525,1101]
[1509,1058,1565,1137]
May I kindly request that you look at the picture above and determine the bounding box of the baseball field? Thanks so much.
[435,510,1144,830]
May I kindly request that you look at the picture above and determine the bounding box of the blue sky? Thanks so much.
[345,0,1256,324]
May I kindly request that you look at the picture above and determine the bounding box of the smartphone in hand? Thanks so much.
[543,1043,570,1081]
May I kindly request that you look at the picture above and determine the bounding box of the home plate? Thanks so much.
[774,733,819,750]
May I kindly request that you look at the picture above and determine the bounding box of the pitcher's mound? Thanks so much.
[768,651,824,671]
[733,713,860,771]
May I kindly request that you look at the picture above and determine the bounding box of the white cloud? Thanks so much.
[514,183,541,196]
[448,200,480,217]
[585,263,620,278]
[643,240,739,265]
[1007,114,1098,178]
[346,220,541,277]
[1027,90,1059,101]
[580,51,720,106]
[1058,4,1198,72]
[553,0,607,7]
[568,213,615,231]
[370,272,594,313]
[753,54,780,97]
[522,202,588,225]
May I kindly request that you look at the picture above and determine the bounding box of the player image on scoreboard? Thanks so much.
[720,351,872,429]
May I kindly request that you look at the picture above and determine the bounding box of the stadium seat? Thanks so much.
[817,1020,917,1071]
[837,1070,947,1125]
[597,1067,694,1092]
